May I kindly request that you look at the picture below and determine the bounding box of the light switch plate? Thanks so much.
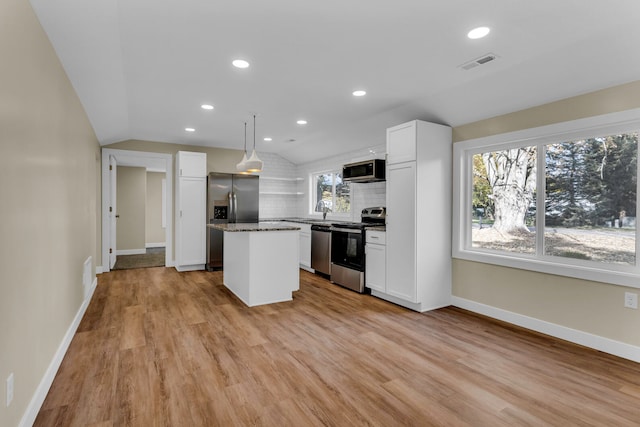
[624,292,638,309]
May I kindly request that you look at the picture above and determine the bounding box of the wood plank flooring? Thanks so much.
[35,267,640,426]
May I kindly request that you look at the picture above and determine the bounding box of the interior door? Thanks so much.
[109,155,117,269]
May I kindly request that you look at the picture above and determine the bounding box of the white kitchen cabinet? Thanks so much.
[281,221,312,271]
[175,151,207,271]
[377,120,452,312]
[177,150,207,178]
[299,224,312,270]
[386,162,416,301]
[387,120,417,164]
[365,230,386,292]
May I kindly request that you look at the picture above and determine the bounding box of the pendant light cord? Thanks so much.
[244,122,247,153]
[253,114,256,151]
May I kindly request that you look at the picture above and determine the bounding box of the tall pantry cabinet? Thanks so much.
[376,120,452,312]
[175,151,207,271]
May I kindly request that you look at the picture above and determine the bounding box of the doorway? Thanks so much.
[101,148,173,273]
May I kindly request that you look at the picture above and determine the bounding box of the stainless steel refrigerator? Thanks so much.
[206,173,259,270]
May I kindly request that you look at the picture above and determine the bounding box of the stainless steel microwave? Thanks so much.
[342,159,386,183]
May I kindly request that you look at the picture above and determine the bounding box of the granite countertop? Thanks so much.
[262,218,386,230]
[208,223,301,232]
[264,218,346,226]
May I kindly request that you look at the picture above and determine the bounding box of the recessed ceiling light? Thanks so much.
[467,26,490,39]
[352,90,367,97]
[201,104,214,110]
[232,59,250,68]
[297,120,307,125]
[263,137,273,142]
[185,127,195,132]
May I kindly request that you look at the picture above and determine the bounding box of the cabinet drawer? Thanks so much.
[366,230,386,244]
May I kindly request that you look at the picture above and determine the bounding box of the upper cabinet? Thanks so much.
[387,121,417,164]
[177,151,207,178]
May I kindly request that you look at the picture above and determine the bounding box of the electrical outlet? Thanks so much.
[6,373,13,407]
[624,292,638,309]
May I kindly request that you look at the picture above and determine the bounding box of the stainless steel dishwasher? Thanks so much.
[311,224,331,275]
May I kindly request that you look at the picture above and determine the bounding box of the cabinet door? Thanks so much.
[365,243,386,292]
[178,177,206,265]
[386,162,417,302]
[387,121,416,164]
[299,231,311,268]
[177,151,207,178]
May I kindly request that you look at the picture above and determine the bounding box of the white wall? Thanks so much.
[256,152,302,219]
[294,144,387,221]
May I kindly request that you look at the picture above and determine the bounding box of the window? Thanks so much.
[454,108,640,287]
[311,171,350,215]
[472,147,537,255]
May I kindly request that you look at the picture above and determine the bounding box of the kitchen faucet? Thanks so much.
[315,200,332,220]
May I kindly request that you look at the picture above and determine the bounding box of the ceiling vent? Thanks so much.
[459,53,498,70]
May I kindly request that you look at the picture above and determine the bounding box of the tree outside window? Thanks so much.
[471,132,638,265]
[312,172,350,214]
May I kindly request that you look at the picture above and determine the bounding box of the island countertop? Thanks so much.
[208,223,301,232]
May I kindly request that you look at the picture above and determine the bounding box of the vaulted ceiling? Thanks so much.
[30,0,640,164]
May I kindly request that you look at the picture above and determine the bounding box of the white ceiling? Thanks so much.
[30,0,640,165]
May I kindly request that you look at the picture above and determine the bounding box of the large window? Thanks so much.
[311,171,350,215]
[454,109,640,287]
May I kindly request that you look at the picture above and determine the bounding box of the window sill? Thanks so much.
[453,249,640,289]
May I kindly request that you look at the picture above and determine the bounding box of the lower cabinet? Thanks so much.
[281,222,312,271]
[365,230,386,292]
[299,225,312,271]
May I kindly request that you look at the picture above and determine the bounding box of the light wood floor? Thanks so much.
[35,268,640,426]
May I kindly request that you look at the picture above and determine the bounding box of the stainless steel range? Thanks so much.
[330,207,386,293]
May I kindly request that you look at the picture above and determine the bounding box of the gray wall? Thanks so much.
[0,1,100,425]
[116,166,146,251]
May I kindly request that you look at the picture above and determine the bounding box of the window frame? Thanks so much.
[309,169,351,218]
[453,108,640,289]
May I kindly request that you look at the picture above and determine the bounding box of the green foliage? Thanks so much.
[472,154,493,218]
[545,133,637,227]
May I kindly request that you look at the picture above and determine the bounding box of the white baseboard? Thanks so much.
[145,242,166,248]
[116,248,146,255]
[174,264,205,272]
[96,266,103,274]
[371,290,423,312]
[451,296,640,363]
[20,276,98,427]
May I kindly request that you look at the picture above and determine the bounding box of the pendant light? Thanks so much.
[236,122,248,171]
[244,114,263,173]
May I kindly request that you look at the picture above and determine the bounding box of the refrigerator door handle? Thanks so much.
[232,193,238,222]
[228,191,234,222]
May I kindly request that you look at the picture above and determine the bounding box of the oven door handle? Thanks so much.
[330,227,363,234]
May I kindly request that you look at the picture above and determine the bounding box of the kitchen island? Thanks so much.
[208,223,301,307]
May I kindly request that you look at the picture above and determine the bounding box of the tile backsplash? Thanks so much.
[258,152,303,219]
[258,144,387,221]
